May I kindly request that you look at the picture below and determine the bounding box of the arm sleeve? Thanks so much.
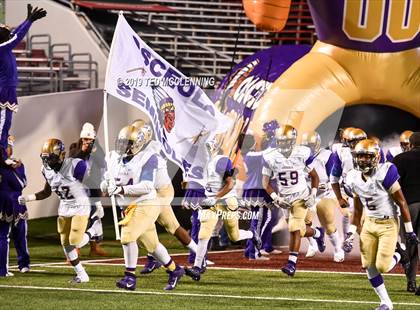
[385,150,393,162]
[325,153,334,177]
[123,181,155,196]
[261,156,272,177]
[140,155,158,182]
[379,148,385,163]
[382,164,400,191]
[305,154,316,170]
[73,160,87,182]
[215,157,233,175]
[0,20,32,51]
[329,152,342,183]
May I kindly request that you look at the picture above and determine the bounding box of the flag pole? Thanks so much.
[102,11,124,241]
[103,90,121,240]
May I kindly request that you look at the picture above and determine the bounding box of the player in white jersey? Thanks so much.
[185,138,261,281]
[129,120,198,274]
[101,125,184,291]
[301,131,344,263]
[262,125,325,277]
[342,139,417,310]
[18,139,98,283]
[330,128,367,236]
[386,130,413,162]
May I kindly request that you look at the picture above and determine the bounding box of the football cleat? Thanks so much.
[281,262,296,277]
[140,255,162,274]
[251,229,262,251]
[5,271,14,277]
[69,273,89,284]
[395,242,410,272]
[407,281,416,293]
[164,265,185,291]
[116,272,136,291]
[305,246,317,258]
[333,249,345,263]
[375,304,391,310]
[314,227,326,253]
[184,266,201,281]
[19,267,30,273]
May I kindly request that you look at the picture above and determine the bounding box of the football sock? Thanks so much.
[342,216,350,236]
[194,239,210,268]
[387,252,401,272]
[122,242,138,271]
[289,252,298,265]
[307,236,318,248]
[329,230,341,251]
[152,243,173,270]
[187,240,198,253]
[367,266,392,307]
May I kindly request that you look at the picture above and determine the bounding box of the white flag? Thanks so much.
[104,13,232,185]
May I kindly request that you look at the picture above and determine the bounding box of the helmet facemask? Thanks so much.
[355,153,379,175]
[277,137,295,157]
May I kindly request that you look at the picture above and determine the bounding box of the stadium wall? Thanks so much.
[6,0,107,87]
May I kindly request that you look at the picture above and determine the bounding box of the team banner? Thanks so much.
[104,14,232,183]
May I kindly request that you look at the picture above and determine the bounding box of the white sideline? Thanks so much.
[0,285,418,306]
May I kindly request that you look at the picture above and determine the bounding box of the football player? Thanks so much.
[69,123,106,257]
[330,127,367,236]
[262,125,325,276]
[129,120,198,274]
[342,139,417,310]
[102,125,184,291]
[301,131,344,262]
[386,130,413,162]
[185,137,261,281]
[18,139,97,283]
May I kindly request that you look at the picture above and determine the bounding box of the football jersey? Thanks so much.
[41,158,90,217]
[386,146,402,162]
[330,146,354,184]
[308,148,334,198]
[262,145,314,201]
[346,163,400,219]
[205,155,235,199]
[106,144,158,207]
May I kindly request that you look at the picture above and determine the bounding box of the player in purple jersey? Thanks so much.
[250,0,419,146]
[0,4,46,162]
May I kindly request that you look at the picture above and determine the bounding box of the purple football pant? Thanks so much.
[0,221,11,276]
[11,220,30,270]
[188,210,200,264]
[245,207,273,258]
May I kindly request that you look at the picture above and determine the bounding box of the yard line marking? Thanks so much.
[8,269,46,273]
[0,284,418,306]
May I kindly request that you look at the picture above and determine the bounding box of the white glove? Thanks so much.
[270,192,292,209]
[201,197,217,207]
[305,194,316,208]
[100,180,109,194]
[18,194,36,205]
[107,182,123,196]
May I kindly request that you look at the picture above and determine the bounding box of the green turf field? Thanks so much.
[1,217,419,309]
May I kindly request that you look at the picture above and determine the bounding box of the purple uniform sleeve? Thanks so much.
[0,20,32,52]
[379,148,385,163]
[325,153,334,177]
[73,160,87,182]
[386,150,394,162]
[382,164,400,191]
[305,154,315,166]
[140,155,158,182]
[330,151,343,178]
[215,157,233,175]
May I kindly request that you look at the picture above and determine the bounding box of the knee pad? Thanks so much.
[69,230,84,246]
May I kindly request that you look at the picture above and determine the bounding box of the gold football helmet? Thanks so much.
[40,138,65,170]
[400,130,413,152]
[275,124,297,156]
[340,127,355,144]
[347,128,367,150]
[301,131,321,155]
[353,139,380,174]
[131,119,146,130]
[115,125,149,157]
